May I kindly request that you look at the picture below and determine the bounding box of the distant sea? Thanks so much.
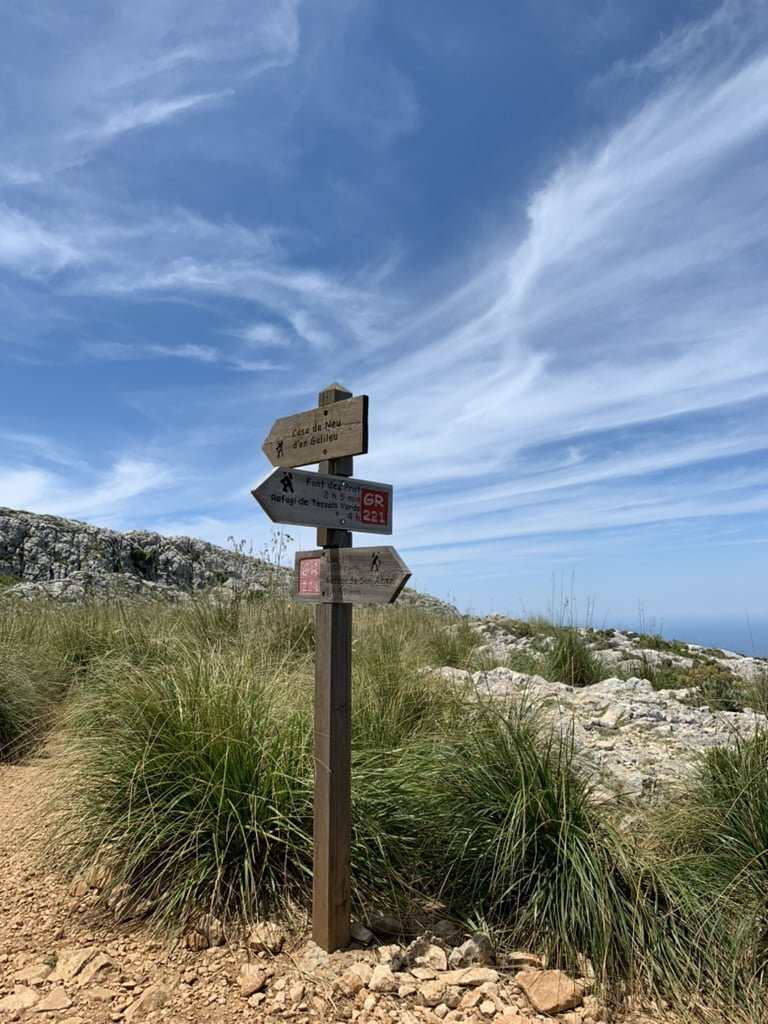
[613,615,768,659]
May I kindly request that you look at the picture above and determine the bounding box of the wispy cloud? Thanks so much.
[0,205,82,276]
[0,458,175,523]
[72,92,231,144]
[0,0,301,175]
[361,2,768,502]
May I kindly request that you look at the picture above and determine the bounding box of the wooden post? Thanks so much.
[312,383,353,951]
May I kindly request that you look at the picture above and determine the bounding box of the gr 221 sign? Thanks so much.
[251,468,393,534]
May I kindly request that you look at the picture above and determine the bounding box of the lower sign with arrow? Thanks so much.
[294,547,411,604]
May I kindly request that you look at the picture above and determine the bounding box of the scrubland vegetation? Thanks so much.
[1,592,768,1020]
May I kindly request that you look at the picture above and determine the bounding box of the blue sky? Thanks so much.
[1,0,767,635]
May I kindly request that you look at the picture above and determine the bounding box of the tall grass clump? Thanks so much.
[408,701,638,977]
[531,580,606,688]
[658,730,768,994]
[351,608,468,751]
[55,645,314,927]
[0,603,71,760]
[742,664,768,717]
[348,608,472,911]
[350,692,749,1012]
[420,614,482,670]
[543,624,605,687]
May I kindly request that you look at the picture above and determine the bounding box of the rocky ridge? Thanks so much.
[0,507,453,614]
[0,506,278,602]
[452,615,768,800]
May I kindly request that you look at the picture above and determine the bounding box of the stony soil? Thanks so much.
[0,758,691,1024]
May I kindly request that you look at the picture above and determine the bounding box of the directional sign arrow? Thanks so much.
[251,468,393,534]
[262,395,368,469]
[294,547,411,604]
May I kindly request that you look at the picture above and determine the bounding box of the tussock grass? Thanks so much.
[0,605,71,759]
[658,731,768,990]
[543,624,605,687]
[57,646,314,926]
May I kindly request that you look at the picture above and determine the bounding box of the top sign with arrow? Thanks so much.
[262,394,368,469]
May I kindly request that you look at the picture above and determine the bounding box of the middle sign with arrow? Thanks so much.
[251,467,393,534]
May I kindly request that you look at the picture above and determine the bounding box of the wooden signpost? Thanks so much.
[252,382,410,953]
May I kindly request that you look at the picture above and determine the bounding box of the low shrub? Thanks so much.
[420,615,482,670]
[682,661,745,712]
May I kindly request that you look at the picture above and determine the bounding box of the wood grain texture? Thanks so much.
[312,600,352,952]
[261,394,368,469]
[294,547,411,604]
[312,383,353,952]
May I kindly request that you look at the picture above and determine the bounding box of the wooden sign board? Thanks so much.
[294,547,411,604]
[251,468,392,534]
[262,395,368,469]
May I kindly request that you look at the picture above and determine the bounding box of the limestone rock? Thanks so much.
[12,963,52,985]
[334,970,366,998]
[297,941,330,973]
[36,986,73,1012]
[349,962,373,985]
[247,921,286,954]
[448,933,494,968]
[415,979,447,1007]
[0,508,274,600]
[368,964,398,993]
[516,968,583,1014]
[196,913,225,946]
[48,947,97,983]
[377,943,406,971]
[405,935,448,972]
[506,951,543,968]
[441,966,499,987]
[68,877,90,898]
[123,982,172,1021]
[0,985,40,1012]
[75,952,118,987]
[185,930,208,950]
[238,966,267,998]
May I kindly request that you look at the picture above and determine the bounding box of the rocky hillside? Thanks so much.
[0,506,278,601]
[0,507,454,612]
